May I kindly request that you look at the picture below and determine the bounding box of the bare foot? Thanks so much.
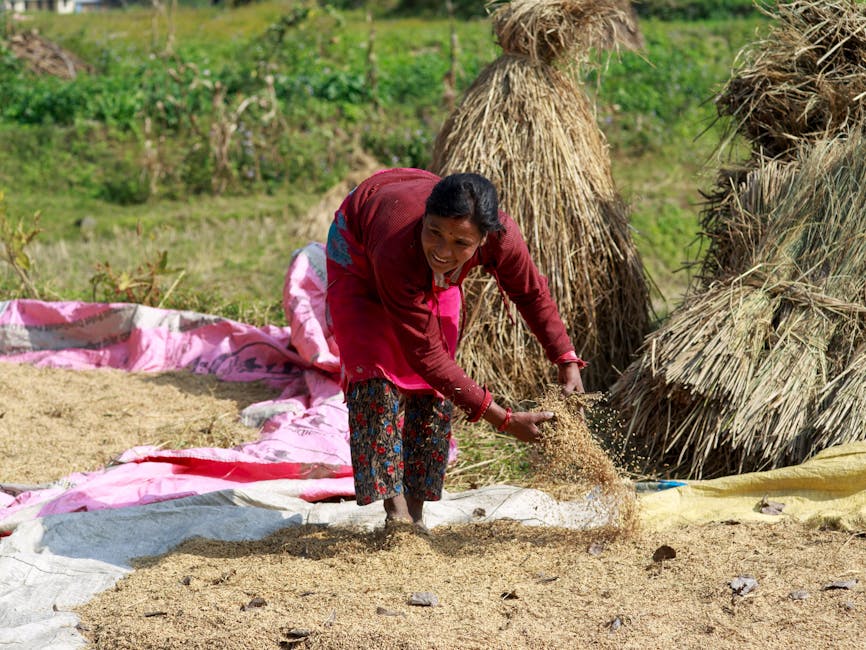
[406,494,425,525]
[383,494,428,533]
[383,495,411,521]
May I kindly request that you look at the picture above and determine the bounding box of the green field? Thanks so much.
[0,2,767,320]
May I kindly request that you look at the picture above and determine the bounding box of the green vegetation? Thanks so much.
[634,0,763,20]
[0,191,42,299]
[0,1,768,320]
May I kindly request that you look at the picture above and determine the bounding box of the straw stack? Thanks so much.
[610,0,866,478]
[432,0,649,397]
[612,133,866,478]
[698,0,866,286]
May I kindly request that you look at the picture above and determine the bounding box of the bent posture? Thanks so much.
[326,168,584,527]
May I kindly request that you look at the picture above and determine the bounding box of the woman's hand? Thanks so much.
[558,362,585,397]
[503,410,554,444]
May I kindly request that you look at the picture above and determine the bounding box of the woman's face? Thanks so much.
[420,213,486,275]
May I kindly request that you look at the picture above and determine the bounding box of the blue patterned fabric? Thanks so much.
[326,210,353,268]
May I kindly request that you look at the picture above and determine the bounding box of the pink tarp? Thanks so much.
[0,243,451,531]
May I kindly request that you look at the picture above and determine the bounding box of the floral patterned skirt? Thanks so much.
[346,378,452,505]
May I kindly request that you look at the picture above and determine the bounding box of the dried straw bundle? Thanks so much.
[6,30,94,80]
[489,0,643,63]
[433,1,650,397]
[695,159,798,285]
[610,134,866,478]
[716,0,866,159]
[699,0,866,286]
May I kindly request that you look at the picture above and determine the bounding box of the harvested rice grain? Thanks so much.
[532,387,637,535]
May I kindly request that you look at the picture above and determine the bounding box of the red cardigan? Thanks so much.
[326,168,575,417]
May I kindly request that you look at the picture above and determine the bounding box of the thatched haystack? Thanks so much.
[5,30,94,80]
[716,0,866,159]
[610,133,866,479]
[696,159,799,285]
[698,0,866,286]
[488,0,644,61]
[431,0,650,397]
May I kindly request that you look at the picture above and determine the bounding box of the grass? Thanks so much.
[446,421,532,492]
[612,145,711,315]
[0,5,771,479]
[2,10,763,311]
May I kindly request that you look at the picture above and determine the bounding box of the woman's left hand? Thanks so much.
[558,362,585,397]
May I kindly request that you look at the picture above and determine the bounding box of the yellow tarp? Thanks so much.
[638,442,866,531]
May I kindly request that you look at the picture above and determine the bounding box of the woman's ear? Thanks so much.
[480,234,488,247]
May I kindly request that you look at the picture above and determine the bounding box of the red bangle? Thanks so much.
[496,408,513,432]
[467,387,493,423]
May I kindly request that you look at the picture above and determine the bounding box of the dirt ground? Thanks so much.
[1,362,864,649]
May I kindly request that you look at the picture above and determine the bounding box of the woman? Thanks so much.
[326,168,585,528]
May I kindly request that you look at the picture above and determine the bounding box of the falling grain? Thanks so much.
[533,388,637,536]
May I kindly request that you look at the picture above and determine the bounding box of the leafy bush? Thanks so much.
[361,118,435,169]
[0,192,42,299]
[634,0,761,20]
[389,0,489,19]
[90,247,184,306]
[97,158,151,205]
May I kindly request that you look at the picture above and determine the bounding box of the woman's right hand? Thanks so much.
[502,410,554,444]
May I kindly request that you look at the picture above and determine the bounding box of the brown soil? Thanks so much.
[1,362,864,648]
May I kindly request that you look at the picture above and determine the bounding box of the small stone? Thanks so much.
[241,597,267,611]
[652,545,676,562]
[376,606,404,617]
[408,592,439,607]
[789,590,809,600]
[588,542,606,556]
[730,576,758,596]
[758,497,785,515]
[535,573,558,584]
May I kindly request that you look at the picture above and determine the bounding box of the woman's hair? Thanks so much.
[426,173,505,235]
